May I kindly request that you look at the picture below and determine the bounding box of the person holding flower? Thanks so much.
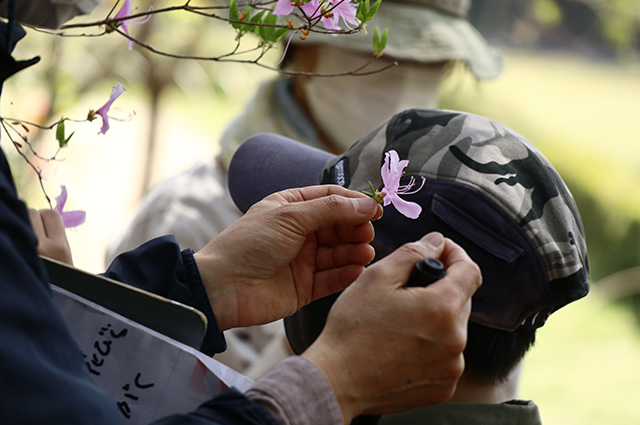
[106,0,503,377]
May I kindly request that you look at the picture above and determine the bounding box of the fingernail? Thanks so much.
[422,232,444,250]
[352,197,378,214]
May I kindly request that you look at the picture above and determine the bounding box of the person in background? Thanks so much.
[106,0,503,375]
[226,108,590,425]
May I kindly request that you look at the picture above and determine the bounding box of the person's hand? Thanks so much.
[28,208,74,266]
[302,232,482,423]
[194,185,382,331]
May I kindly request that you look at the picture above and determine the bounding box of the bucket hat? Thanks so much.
[294,0,503,79]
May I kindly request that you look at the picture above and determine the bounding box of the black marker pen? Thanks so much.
[406,258,446,287]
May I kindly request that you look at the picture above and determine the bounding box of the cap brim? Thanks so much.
[228,133,335,212]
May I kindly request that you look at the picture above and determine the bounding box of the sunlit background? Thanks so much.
[2,1,639,424]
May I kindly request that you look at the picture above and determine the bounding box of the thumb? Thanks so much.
[365,232,446,290]
[281,195,381,234]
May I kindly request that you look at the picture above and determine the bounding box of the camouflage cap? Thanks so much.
[229,109,589,335]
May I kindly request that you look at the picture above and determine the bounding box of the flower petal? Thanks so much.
[274,0,295,16]
[54,185,68,213]
[61,210,86,228]
[114,0,132,19]
[95,82,126,135]
[332,0,358,28]
[382,150,406,193]
[390,195,422,219]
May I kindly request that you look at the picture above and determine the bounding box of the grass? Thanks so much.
[519,288,640,425]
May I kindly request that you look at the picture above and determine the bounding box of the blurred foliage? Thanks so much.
[470,0,640,60]
[568,180,640,281]
[520,286,640,425]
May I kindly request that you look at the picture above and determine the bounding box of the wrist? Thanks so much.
[302,341,361,424]
[193,250,237,332]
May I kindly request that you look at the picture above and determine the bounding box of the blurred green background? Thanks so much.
[2,0,640,424]
[438,51,640,425]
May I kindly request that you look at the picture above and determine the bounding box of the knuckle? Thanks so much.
[323,194,345,211]
[467,261,483,287]
[428,302,458,329]
[362,262,385,282]
[397,241,428,259]
[274,206,306,232]
[441,355,466,383]
[41,209,58,219]
[447,327,468,355]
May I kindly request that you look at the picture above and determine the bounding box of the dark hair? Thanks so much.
[463,321,537,385]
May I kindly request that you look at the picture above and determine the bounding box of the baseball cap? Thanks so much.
[294,0,503,79]
[228,109,589,351]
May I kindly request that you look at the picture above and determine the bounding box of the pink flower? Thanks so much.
[380,150,425,219]
[114,0,134,49]
[321,0,358,31]
[275,0,320,17]
[274,0,295,16]
[94,82,126,135]
[54,186,86,228]
[113,0,151,50]
[274,0,358,32]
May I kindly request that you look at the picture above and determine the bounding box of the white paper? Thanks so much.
[52,285,253,424]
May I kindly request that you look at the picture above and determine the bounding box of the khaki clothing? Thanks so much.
[379,400,542,425]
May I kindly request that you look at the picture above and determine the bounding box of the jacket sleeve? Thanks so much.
[0,149,283,425]
[151,388,280,425]
[0,151,123,424]
[102,237,226,356]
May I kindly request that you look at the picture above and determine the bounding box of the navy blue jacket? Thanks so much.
[0,148,277,425]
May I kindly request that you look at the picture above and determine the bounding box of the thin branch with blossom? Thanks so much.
[46,0,387,75]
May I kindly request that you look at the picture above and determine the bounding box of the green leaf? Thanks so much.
[269,27,290,43]
[230,0,258,37]
[258,9,290,43]
[55,119,75,148]
[229,0,241,29]
[56,120,67,148]
[373,27,381,50]
[356,0,370,23]
[366,0,382,21]
[373,27,388,57]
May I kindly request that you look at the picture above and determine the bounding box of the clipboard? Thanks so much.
[43,256,208,350]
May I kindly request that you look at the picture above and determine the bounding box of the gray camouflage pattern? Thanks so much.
[322,109,589,327]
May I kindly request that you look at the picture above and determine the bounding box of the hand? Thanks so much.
[302,232,482,423]
[28,208,74,266]
[194,185,383,331]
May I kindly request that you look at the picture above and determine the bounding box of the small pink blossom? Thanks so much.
[94,82,126,135]
[274,0,295,16]
[273,0,358,32]
[54,186,86,228]
[321,0,358,31]
[275,0,320,17]
[113,0,152,50]
[380,150,425,219]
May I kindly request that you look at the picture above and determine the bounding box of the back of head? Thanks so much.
[279,109,590,383]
